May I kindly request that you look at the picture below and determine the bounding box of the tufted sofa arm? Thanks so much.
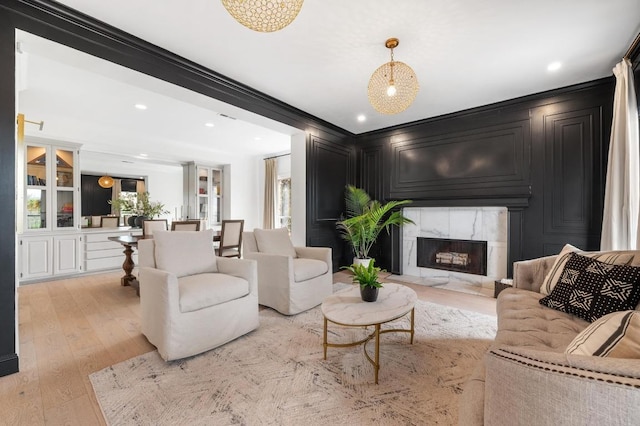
[484,346,640,426]
[512,254,558,293]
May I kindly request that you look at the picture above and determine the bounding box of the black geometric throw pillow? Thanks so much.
[539,252,640,322]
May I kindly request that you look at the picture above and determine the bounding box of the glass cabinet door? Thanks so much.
[26,188,46,229]
[211,169,222,224]
[24,144,78,231]
[197,167,209,221]
[55,148,75,228]
[26,145,49,230]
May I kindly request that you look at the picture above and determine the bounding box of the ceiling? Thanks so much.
[17,31,295,164]
[17,0,640,163]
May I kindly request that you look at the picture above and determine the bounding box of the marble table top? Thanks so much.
[321,283,418,326]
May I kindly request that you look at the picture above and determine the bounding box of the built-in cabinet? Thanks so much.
[18,139,82,281]
[83,228,142,272]
[23,142,80,231]
[183,162,223,229]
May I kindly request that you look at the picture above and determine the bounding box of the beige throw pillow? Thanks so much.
[540,244,635,295]
[153,229,217,277]
[254,228,297,258]
[566,310,640,358]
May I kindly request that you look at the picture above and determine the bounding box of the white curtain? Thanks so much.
[111,179,122,215]
[263,158,277,229]
[601,58,640,250]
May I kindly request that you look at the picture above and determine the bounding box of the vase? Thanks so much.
[360,286,379,302]
[127,215,138,227]
[134,216,148,228]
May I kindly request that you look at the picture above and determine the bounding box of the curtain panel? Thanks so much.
[601,59,640,250]
[263,158,277,229]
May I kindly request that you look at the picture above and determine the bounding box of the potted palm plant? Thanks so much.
[342,259,383,302]
[336,185,414,266]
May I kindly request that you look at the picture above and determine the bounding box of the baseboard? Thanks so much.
[0,353,19,377]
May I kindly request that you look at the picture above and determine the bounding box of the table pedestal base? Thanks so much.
[119,245,139,296]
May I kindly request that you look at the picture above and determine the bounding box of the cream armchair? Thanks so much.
[138,229,259,361]
[243,228,333,315]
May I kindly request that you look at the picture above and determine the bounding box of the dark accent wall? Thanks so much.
[0,9,18,377]
[306,135,356,270]
[355,80,616,276]
[81,175,112,216]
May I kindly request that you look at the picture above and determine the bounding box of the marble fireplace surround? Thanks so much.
[401,207,508,289]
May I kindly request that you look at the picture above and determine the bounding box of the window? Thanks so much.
[277,177,291,231]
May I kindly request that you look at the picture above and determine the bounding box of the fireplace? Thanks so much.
[401,206,508,288]
[417,237,487,276]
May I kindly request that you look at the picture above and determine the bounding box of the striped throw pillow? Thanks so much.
[540,244,635,295]
[566,310,640,358]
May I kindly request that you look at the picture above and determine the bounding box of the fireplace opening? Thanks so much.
[417,237,488,276]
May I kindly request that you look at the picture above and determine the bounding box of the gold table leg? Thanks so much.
[323,307,415,384]
[323,317,328,360]
[410,307,415,344]
[374,324,380,384]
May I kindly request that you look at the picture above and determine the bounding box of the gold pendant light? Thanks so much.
[221,0,304,33]
[98,175,115,188]
[368,38,419,115]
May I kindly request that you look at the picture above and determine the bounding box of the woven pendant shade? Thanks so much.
[98,175,115,188]
[221,0,304,33]
[368,38,419,115]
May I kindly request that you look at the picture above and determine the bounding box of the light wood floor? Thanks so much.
[1,270,496,425]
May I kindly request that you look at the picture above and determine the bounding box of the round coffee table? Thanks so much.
[321,283,417,384]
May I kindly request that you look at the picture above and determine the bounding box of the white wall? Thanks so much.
[290,132,306,246]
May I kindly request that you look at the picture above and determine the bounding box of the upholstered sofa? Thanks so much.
[460,249,640,426]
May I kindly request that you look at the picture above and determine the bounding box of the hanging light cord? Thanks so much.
[389,47,395,85]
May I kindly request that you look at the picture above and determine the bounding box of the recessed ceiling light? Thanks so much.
[547,62,562,72]
[357,114,366,122]
[254,137,262,141]
[135,104,147,110]
[205,122,215,127]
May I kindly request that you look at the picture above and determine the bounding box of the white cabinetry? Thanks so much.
[20,236,52,280]
[21,141,80,232]
[53,234,82,275]
[19,234,82,281]
[18,138,83,282]
[83,228,143,272]
[183,162,223,229]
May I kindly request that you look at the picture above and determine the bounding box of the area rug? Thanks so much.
[90,290,496,425]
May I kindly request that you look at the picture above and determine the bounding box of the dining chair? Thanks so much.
[100,216,119,228]
[142,219,168,237]
[217,219,244,258]
[171,220,201,231]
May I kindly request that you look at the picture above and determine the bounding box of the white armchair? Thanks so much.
[243,228,333,315]
[138,229,259,361]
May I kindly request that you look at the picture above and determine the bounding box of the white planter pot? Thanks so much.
[353,257,372,267]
